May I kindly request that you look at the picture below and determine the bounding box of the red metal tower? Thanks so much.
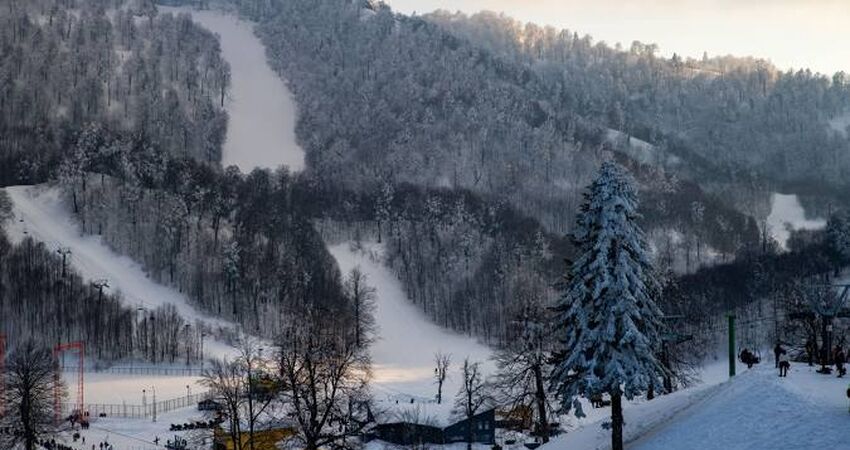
[0,333,6,417]
[53,341,84,424]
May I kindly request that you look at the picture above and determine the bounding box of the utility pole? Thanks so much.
[728,314,736,378]
[92,279,109,300]
[91,280,109,358]
[152,386,157,423]
[56,248,71,278]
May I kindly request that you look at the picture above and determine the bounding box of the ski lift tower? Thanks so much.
[790,283,850,373]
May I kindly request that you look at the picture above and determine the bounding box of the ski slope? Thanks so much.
[767,193,826,249]
[159,6,305,173]
[329,242,493,423]
[632,363,850,449]
[4,184,238,360]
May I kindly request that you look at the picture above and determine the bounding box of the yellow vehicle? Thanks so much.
[213,427,296,450]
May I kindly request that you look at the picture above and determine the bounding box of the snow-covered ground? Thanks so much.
[766,193,826,249]
[631,362,850,449]
[159,6,305,173]
[329,242,493,424]
[54,405,211,450]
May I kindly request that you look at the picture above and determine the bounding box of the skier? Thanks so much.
[835,346,847,378]
[779,352,791,377]
[773,342,785,369]
[806,340,815,366]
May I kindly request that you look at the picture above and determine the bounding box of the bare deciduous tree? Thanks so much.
[453,359,490,450]
[0,340,66,450]
[277,324,371,450]
[434,352,451,405]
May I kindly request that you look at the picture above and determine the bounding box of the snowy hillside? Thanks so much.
[329,242,493,422]
[159,6,305,172]
[4,184,238,360]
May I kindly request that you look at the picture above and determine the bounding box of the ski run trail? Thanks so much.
[159,6,305,173]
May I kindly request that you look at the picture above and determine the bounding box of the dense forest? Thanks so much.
[426,10,850,191]
[0,0,230,186]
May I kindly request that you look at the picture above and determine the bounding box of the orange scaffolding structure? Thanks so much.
[54,341,84,424]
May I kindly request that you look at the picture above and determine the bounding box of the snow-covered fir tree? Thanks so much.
[550,161,667,450]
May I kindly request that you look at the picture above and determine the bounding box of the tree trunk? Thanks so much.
[533,363,549,443]
[611,392,624,450]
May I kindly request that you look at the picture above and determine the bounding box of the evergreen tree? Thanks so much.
[550,161,666,450]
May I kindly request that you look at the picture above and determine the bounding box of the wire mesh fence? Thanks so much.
[62,392,211,419]
[60,365,205,376]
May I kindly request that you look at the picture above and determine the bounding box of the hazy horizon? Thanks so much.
[385,0,850,76]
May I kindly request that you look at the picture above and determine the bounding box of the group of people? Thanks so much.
[773,342,848,378]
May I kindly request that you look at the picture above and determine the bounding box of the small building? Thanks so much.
[369,409,497,446]
[443,409,496,445]
[372,422,445,446]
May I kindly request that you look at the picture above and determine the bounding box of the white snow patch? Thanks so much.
[828,112,850,137]
[328,242,493,425]
[605,129,681,167]
[160,6,305,173]
[766,193,826,249]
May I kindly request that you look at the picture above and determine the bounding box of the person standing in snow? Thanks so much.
[778,352,791,377]
[806,340,815,367]
[774,342,785,368]
[835,346,846,377]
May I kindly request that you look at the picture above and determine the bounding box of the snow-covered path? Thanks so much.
[329,243,493,420]
[160,6,305,173]
[4,185,238,360]
[632,363,850,450]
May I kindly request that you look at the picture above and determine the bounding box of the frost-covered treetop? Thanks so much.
[551,161,666,417]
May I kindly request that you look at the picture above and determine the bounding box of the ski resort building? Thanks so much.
[370,408,496,446]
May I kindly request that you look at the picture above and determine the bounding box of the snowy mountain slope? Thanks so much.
[329,242,493,422]
[159,6,305,172]
[631,363,850,449]
[4,184,238,360]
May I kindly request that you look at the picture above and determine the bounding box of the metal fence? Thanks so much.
[59,365,205,376]
[62,392,211,419]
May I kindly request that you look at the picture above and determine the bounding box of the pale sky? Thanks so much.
[385,0,850,76]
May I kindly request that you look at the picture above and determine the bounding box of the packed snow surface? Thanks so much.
[766,193,826,249]
[4,184,238,360]
[632,363,850,450]
[160,6,305,172]
[329,242,493,423]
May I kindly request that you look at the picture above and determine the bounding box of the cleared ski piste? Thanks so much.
[767,193,826,249]
[631,363,850,449]
[329,242,494,423]
[159,6,305,173]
